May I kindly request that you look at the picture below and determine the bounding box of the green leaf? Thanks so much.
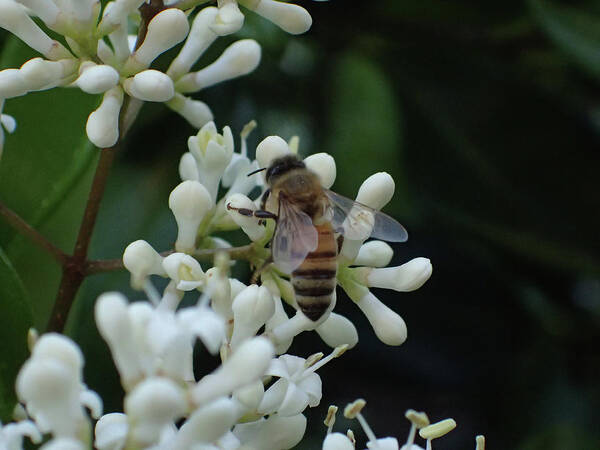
[0,247,33,421]
[0,36,100,247]
[324,52,411,219]
[529,0,600,80]
[0,35,101,327]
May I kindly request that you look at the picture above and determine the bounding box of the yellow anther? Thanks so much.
[419,418,457,440]
[324,405,338,427]
[344,399,366,419]
[405,409,430,428]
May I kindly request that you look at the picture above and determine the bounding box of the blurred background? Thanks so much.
[1,0,600,448]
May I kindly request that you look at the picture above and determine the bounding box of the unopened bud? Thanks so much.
[123,69,175,102]
[176,39,261,93]
[239,0,312,34]
[86,87,123,148]
[169,180,212,253]
[304,152,336,189]
[75,63,119,94]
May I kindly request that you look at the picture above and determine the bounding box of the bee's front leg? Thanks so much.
[226,203,278,221]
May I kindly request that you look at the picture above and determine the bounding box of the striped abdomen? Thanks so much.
[292,222,337,321]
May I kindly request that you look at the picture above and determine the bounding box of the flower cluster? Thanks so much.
[0,0,311,153]
[6,122,432,449]
[322,400,485,450]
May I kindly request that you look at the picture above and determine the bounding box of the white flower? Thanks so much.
[258,345,346,417]
[122,240,167,289]
[237,0,312,35]
[171,397,239,449]
[85,86,124,148]
[95,291,226,388]
[0,420,41,449]
[169,180,213,253]
[125,377,186,447]
[15,333,101,438]
[162,252,206,291]
[233,413,306,450]
[185,121,235,203]
[229,284,275,349]
[175,39,261,93]
[354,258,433,292]
[192,336,274,405]
[323,432,354,450]
[95,413,128,450]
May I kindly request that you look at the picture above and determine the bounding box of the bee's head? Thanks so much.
[265,154,305,184]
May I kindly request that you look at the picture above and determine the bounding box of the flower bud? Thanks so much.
[19,58,78,91]
[187,121,234,202]
[31,333,83,374]
[123,69,175,102]
[256,135,291,169]
[233,380,264,410]
[356,172,395,210]
[239,0,312,34]
[39,438,86,450]
[95,413,128,450]
[179,151,200,181]
[162,252,205,291]
[226,194,265,241]
[167,93,213,129]
[123,240,167,289]
[176,39,261,93]
[169,180,212,253]
[75,63,119,94]
[323,433,354,450]
[192,337,275,405]
[86,86,124,148]
[123,8,189,74]
[0,69,28,98]
[363,258,432,292]
[0,0,71,60]
[16,0,60,27]
[354,240,393,267]
[125,377,186,446]
[98,0,146,34]
[230,285,275,349]
[304,152,336,189]
[316,312,358,349]
[211,1,244,36]
[168,7,219,80]
[95,292,144,386]
[173,397,238,449]
[234,413,306,450]
[356,292,407,346]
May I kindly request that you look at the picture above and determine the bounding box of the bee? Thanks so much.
[227,154,408,321]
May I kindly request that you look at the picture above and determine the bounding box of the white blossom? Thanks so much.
[15,333,100,439]
[0,99,17,158]
[233,413,306,450]
[0,420,41,449]
[169,180,213,253]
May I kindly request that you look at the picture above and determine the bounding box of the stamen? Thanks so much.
[346,430,355,446]
[305,352,324,368]
[475,435,485,450]
[304,344,348,374]
[324,405,338,433]
[143,278,161,305]
[344,399,377,444]
[405,409,429,446]
[240,119,257,158]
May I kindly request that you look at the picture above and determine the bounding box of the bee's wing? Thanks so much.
[325,190,408,242]
[272,196,319,274]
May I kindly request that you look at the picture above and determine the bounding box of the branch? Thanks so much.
[0,201,67,265]
[85,245,257,275]
[46,146,117,332]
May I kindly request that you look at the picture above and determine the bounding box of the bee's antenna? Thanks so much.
[247,167,266,177]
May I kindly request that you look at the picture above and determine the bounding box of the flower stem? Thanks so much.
[0,201,68,265]
[46,145,116,332]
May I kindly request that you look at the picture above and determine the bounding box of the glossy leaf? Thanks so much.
[0,247,33,421]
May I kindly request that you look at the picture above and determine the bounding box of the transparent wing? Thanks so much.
[272,197,319,274]
[325,190,408,242]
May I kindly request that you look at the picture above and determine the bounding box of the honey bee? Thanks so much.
[228,154,408,321]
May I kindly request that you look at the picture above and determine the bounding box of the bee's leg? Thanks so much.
[226,203,278,221]
[258,188,271,226]
[250,256,273,285]
[337,234,344,253]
